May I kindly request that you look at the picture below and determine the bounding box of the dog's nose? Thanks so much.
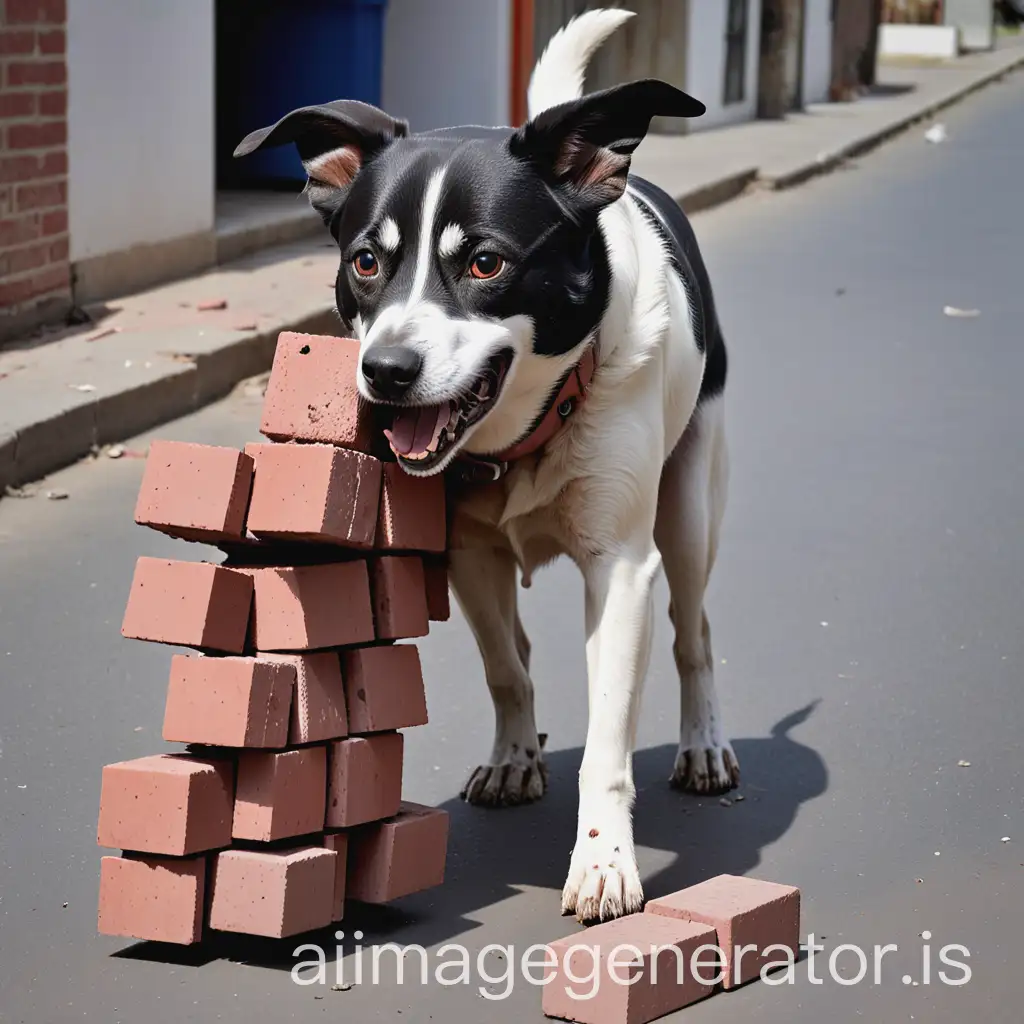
[361,346,422,401]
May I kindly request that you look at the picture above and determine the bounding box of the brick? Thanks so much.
[370,556,429,640]
[326,733,402,828]
[5,60,65,86]
[97,754,234,856]
[37,28,64,53]
[0,260,68,306]
[0,29,35,55]
[245,561,374,651]
[5,0,66,24]
[15,179,65,211]
[121,558,253,653]
[374,462,446,552]
[260,332,379,451]
[543,914,718,1024]
[341,644,427,734]
[40,206,66,235]
[347,802,448,903]
[0,92,34,118]
[39,149,65,175]
[48,234,67,260]
[245,442,382,547]
[1,239,48,275]
[0,214,38,248]
[162,654,294,748]
[134,440,254,542]
[423,557,450,622]
[232,747,326,841]
[38,88,66,116]
[209,846,336,938]
[645,874,800,990]
[260,652,347,744]
[322,832,348,921]
[98,853,205,946]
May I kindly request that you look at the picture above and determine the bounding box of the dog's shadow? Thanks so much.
[116,702,826,969]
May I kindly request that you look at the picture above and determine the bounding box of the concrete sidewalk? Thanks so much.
[3,35,1023,494]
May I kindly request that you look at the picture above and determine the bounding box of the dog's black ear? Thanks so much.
[509,80,704,214]
[234,99,408,225]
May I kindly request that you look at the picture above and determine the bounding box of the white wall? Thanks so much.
[382,0,511,132]
[802,0,833,106]
[68,1,214,262]
[687,0,763,132]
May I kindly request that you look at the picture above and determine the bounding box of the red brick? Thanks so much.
[1,239,48,275]
[162,654,294,748]
[260,332,380,451]
[543,914,718,1023]
[134,440,254,542]
[6,119,64,149]
[48,234,67,260]
[15,178,65,211]
[326,733,403,828]
[97,754,234,856]
[0,91,34,118]
[260,652,347,744]
[39,149,65,175]
[40,206,66,235]
[98,853,205,946]
[0,260,68,306]
[0,214,38,248]
[121,557,254,653]
[645,875,801,989]
[370,556,429,640]
[37,28,64,53]
[0,29,35,55]
[322,832,348,921]
[341,644,427,734]
[37,88,65,116]
[209,846,336,938]
[0,154,40,184]
[5,0,66,24]
[232,747,327,841]
[347,802,448,903]
[245,442,382,547]
[423,556,450,622]
[244,561,374,651]
[5,60,65,86]
[374,462,446,552]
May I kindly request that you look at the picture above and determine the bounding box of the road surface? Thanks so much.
[1,71,1022,1023]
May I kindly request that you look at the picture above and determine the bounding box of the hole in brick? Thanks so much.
[588,828,599,838]
[299,345,311,355]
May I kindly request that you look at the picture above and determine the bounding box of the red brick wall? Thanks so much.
[0,0,70,339]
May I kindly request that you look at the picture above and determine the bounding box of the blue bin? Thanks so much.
[226,0,388,185]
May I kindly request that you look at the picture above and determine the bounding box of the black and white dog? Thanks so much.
[236,9,738,922]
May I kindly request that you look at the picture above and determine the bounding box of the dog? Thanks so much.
[235,8,739,923]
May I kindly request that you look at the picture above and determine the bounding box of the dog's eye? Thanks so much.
[352,250,379,278]
[469,252,504,280]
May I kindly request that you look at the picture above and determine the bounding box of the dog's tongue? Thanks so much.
[384,403,450,456]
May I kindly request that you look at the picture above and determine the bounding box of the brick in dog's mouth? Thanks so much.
[382,348,513,474]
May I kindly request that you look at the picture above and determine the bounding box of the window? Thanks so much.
[724,0,749,105]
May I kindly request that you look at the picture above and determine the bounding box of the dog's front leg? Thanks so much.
[562,538,662,922]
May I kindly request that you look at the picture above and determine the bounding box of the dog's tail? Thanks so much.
[527,8,635,119]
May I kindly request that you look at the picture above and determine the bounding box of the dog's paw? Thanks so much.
[669,742,740,795]
[561,828,643,923]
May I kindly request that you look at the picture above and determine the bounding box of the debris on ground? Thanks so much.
[924,123,948,144]
[4,485,37,499]
[719,797,733,808]
[197,298,228,311]
[233,322,258,331]
[106,445,126,459]
[86,326,122,342]
[330,983,352,992]
[943,305,980,318]
[957,760,971,767]
[1002,837,1011,843]
[69,383,97,392]
[46,489,69,500]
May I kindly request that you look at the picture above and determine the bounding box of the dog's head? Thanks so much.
[235,84,703,475]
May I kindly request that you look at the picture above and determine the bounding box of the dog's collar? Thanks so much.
[450,344,597,483]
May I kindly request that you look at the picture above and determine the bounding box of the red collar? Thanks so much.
[452,344,597,483]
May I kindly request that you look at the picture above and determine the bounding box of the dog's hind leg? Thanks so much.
[655,393,740,794]
[450,544,546,807]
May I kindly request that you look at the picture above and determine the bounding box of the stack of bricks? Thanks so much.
[96,332,451,945]
[543,874,801,1023]
[0,0,71,342]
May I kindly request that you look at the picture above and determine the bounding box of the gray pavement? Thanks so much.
[1,68,1023,1024]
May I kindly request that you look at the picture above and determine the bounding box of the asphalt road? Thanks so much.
[1,72,1022,1024]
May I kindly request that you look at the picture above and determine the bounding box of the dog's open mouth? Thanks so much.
[382,348,513,472]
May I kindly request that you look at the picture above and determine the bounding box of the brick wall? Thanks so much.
[0,0,70,342]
